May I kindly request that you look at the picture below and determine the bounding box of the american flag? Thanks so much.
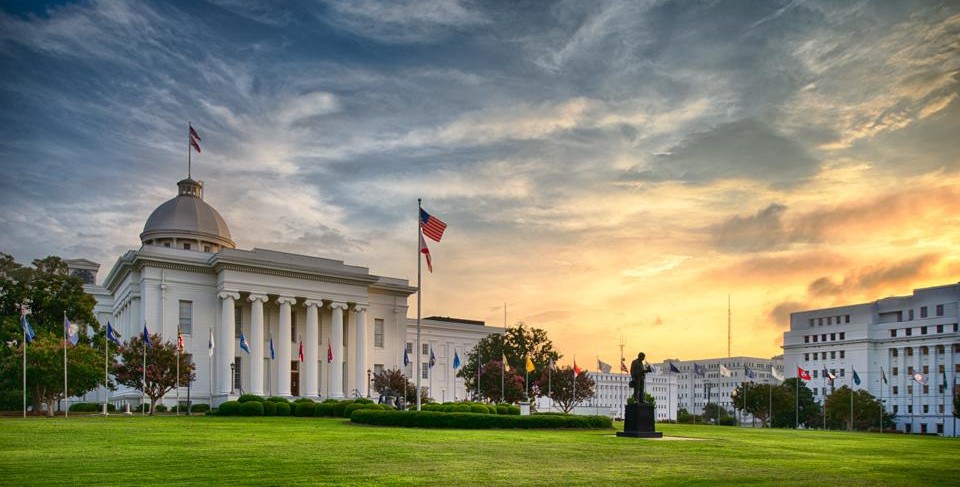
[419,208,447,242]
[189,124,202,153]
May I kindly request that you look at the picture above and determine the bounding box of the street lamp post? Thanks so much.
[229,363,235,396]
[367,369,372,398]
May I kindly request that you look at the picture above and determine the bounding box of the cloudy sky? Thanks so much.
[2,0,958,366]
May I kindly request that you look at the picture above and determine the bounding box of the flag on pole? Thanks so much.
[853,368,861,386]
[621,357,629,373]
[269,336,276,360]
[21,310,35,344]
[669,362,681,373]
[573,359,582,377]
[693,363,705,377]
[189,124,202,153]
[943,369,949,392]
[453,350,461,369]
[299,340,304,362]
[239,333,250,354]
[207,328,215,358]
[419,208,447,242]
[912,372,926,385]
[327,338,333,363]
[881,366,888,384]
[419,231,433,273]
[142,325,152,348]
[596,359,611,374]
[429,348,436,368]
[403,346,410,367]
[107,322,121,346]
[744,366,757,380]
[527,356,537,373]
[64,316,79,346]
[797,366,811,381]
[719,364,732,377]
[771,366,785,381]
[502,352,510,371]
[823,368,835,385]
[177,328,184,352]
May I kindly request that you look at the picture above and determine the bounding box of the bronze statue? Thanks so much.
[629,352,653,403]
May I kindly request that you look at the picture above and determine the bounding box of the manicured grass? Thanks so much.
[0,416,957,485]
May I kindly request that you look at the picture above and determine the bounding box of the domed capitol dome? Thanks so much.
[140,178,236,252]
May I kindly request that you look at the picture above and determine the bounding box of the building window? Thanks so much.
[809,318,815,327]
[839,351,845,359]
[892,367,898,376]
[830,333,836,341]
[813,370,818,378]
[291,313,297,342]
[830,351,836,359]
[374,364,384,376]
[905,328,912,336]
[921,326,927,335]
[908,366,914,375]
[804,336,810,343]
[892,386,898,395]
[923,365,929,374]
[183,243,191,250]
[839,332,845,340]
[920,306,927,318]
[827,317,832,325]
[234,306,242,338]
[923,385,929,394]
[374,319,384,348]
[164,242,171,248]
[233,356,242,390]
[907,405,913,414]
[937,324,943,333]
[839,369,845,377]
[921,347,929,356]
[936,304,944,316]
[406,342,413,354]
[804,353,809,361]
[907,386,913,395]
[890,329,897,338]
[821,334,827,341]
[178,300,192,335]
[813,335,818,343]
[204,245,211,252]
[891,348,899,357]
[818,318,823,326]
[893,405,899,414]
[421,363,429,379]
[845,315,850,323]
[908,309,914,321]
[422,343,429,355]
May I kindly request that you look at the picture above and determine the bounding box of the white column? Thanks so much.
[329,302,347,399]
[304,300,321,399]
[354,305,367,399]
[218,291,239,397]
[277,296,296,397]
[248,294,267,396]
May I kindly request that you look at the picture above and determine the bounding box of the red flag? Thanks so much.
[797,366,811,381]
[574,360,582,377]
[189,124,202,153]
[419,231,433,272]
[419,208,447,242]
[299,340,304,362]
[327,338,333,363]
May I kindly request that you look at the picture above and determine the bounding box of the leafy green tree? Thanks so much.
[703,402,731,423]
[475,359,526,403]
[540,367,595,413]
[824,386,895,431]
[457,322,559,399]
[114,333,195,415]
[732,382,782,426]
[0,254,104,414]
[770,378,822,428]
[372,367,421,406]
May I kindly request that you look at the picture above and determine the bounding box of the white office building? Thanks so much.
[783,283,959,436]
[663,356,783,424]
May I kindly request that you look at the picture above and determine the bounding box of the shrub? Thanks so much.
[266,397,290,404]
[363,404,384,411]
[314,403,335,417]
[350,410,614,429]
[294,397,315,404]
[322,398,339,404]
[155,404,168,413]
[354,398,374,405]
[238,394,265,403]
[190,403,210,413]
[69,403,115,413]
[507,405,521,415]
[218,401,241,416]
[294,402,316,417]
[496,405,508,415]
[262,401,277,416]
[470,404,490,414]
[343,403,367,417]
[332,400,355,417]
[240,401,264,416]
[275,402,290,416]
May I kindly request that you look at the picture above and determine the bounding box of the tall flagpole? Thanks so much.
[142,325,147,416]
[416,198,422,411]
[176,329,181,416]
[187,122,192,179]
[795,368,799,429]
[63,311,68,418]
[103,324,109,416]
[21,305,29,418]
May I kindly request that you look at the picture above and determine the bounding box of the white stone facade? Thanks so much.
[784,283,960,436]
[660,356,782,424]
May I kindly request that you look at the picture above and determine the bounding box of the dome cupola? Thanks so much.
[140,178,235,252]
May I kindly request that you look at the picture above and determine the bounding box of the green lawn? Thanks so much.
[0,416,957,485]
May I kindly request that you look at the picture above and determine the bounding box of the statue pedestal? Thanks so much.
[617,402,662,438]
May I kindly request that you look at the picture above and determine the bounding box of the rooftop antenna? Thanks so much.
[727,294,732,358]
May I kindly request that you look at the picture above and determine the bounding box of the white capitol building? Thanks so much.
[68,176,500,407]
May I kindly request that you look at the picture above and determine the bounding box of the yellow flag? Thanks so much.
[502,353,510,371]
[525,356,535,373]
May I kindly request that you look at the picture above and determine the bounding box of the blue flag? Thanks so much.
[669,362,681,373]
[693,363,705,377]
[429,348,436,368]
[269,336,275,360]
[853,368,861,386]
[744,366,756,380]
[142,325,152,348]
[239,333,250,354]
[21,312,35,344]
[107,322,122,346]
[64,316,79,346]
[453,350,461,369]
[403,347,410,367]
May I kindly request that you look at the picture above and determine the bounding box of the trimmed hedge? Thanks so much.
[155,404,168,413]
[350,410,613,429]
[315,403,335,417]
[262,401,277,416]
[294,402,316,417]
[191,403,210,413]
[240,401,264,416]
[68,403,116,413]
[275,402,290,416]
[218,401,241,416]
[332,400,354,417]
[496,405,508,415]
[238,394,265,403]
[266,397,290,404]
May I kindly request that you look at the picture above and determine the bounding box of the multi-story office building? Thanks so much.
[664,356,783,424]
[783,283,959,436]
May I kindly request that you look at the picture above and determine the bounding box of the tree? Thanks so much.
[769,379,822,428]
[823,386,895,431]
[457,322,559,399]
[114,333,195,415]
[703,402,732,424]
[372,367,421,406]
[0,254,104,414]
[540,367,595,413]
[474,360,526,403]
[732,382,775,426]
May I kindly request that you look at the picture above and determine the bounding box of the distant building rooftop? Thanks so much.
[424,316,486,326]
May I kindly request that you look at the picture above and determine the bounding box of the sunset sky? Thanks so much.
[2,1,958,367]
